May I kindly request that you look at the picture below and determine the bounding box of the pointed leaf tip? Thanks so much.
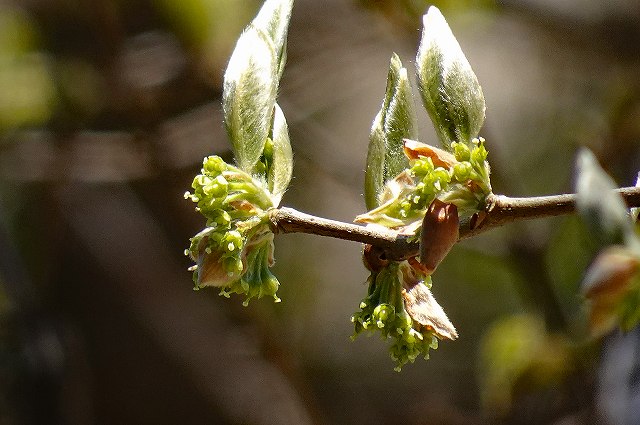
[253,0,294,78]
[223,0,294,174]
[268,103,293,206]
[365,54,416,210]
[416,6,485,148]
[223,26,278,173]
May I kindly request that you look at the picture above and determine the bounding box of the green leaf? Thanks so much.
[575,148,634,247]
[416,6,485,148]
[253,0,293,79]
[268,103,293,206]
[365,53,416,210]
[223,0,294,176]
[223,25,278,173]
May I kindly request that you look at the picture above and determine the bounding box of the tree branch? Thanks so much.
[268,186,640,261]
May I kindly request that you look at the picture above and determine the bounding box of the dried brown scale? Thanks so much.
[403,139,457,168]
[362,244,389,273]
[419,199,459,274]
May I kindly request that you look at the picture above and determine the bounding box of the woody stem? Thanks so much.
[268,186,640,261]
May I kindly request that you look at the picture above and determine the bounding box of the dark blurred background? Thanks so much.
[0,0,639,424]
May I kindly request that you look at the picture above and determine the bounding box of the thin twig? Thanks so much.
[268,186,640,261]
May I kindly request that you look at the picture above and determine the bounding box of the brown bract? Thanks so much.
[400,261,458,340]
[403,138,457,169]
[377,170,415,206]
[195,237,234,287]
[229,200,259,213]
[362,244,389,273]
[420,199,459,274]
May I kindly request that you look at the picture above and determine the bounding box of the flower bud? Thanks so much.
[203,175,229,198]
[202,155,227,176]
[583,246,639,299]
[373,304,394,328]
[451,141,471,161]
[453,162,472,181]
[471,138,488,165]
[416,6,485,146]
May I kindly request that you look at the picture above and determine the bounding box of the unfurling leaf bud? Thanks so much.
[416,6,485,147]
[268,103,293,207]
[575,148,640,335]
[223,0,294,178]
[575,148,634,247]
[365,54,416,210]
[253,0,294,78]
[223,26,278,173]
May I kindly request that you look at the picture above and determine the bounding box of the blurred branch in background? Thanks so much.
[0,199,65,425]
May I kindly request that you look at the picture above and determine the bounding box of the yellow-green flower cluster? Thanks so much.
[352,138,488,369]
[437,137,491,212]
[184,156,281,305]
[451,138,490,188]
[186,156,273,224]
[356,137,491,229]
[401,157,452,219]
[352,262,439,371]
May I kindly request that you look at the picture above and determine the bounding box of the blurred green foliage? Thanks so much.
[358,0,495,29]
[152,0,260,71]
[479,314,572,417]
[0,7,54,132]
[0,0,261,137]
[545,216,595,323]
